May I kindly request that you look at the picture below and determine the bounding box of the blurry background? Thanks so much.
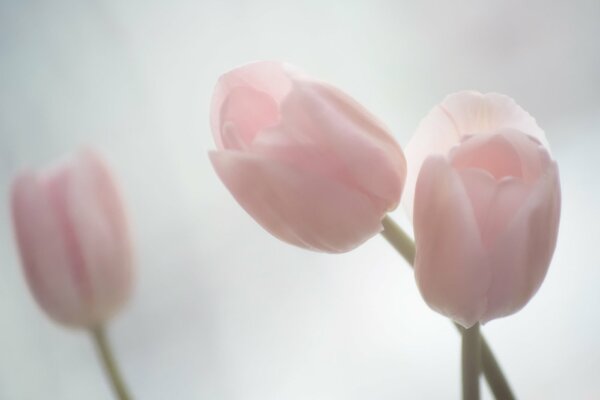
[1,0,599,398]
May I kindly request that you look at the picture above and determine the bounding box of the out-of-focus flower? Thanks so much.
[408,92,560,327]
[209,61,406,252]
[11,149,133,328]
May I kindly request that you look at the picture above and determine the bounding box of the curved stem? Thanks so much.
[381,216,515,400]
[462,323,481,400]
[91,326,132,400]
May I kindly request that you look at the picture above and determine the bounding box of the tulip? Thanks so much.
[209,61,407,252]
[11,149,133,328]
[407,91,561,327]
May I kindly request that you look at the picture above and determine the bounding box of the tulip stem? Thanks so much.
[91,326,132,400]
[380,216,415,265]
[380,216,515,400]
[462,323,481,400]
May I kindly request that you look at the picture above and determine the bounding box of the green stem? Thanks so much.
[91,326,132,400]
[456,324,515,400]
[381,216,515,400]
[462,323,481,400]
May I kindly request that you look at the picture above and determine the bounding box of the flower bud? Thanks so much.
[408,92,560,327]
[11,149,133,328]
[209,61,406,252]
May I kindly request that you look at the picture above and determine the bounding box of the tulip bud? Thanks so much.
[209,61,407,253]
[11,149,133,328]
[407,92,560,327]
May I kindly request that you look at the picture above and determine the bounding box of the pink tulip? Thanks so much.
[11,149,134,328]
[408,92,561,327]
[209,61,407,252]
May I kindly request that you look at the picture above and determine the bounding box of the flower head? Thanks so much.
[210,61,406,252]
[11,149,134,328]
[408,92,560,327]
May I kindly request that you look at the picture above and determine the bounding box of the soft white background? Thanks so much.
[1,0,599,398]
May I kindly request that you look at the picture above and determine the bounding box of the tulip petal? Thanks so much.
[495,129,553,185]
[11,171,85,325]
[482,162,560,322]
[403,105,460,220]
[68,150,133,325]
[404,91,548,218]
[253,80,406,212]
[210,61,293,150]
[210,150,383,253]
[440,92,547,147]
[220,86,280,150]
[413,156,491,327]
[450,133,524,181]
[458,169,530,250]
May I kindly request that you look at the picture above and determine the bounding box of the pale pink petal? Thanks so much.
[450,134,523,181]
[413,156,491,327]
[482,161,560,322]
[11,171,85,326]
[210,61,293,149]
[403,101,467,220]
[458,169,530,250]
[67,149,133,326]
[250,139,353,193]
[210,150,383,253]
[494,129,552,185]
[441,92,547,147]
[219,86,280,150]
[455,168,497,237]
[253,80,406,212]
[404,91,548,218]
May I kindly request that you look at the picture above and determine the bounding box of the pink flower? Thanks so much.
[407,92,561,327]
[209,61,406,252]
[11,149,134,328]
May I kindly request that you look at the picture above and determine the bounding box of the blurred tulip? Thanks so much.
[408,92,560,327]
[209,61,406,252]
[11,149,133,328]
